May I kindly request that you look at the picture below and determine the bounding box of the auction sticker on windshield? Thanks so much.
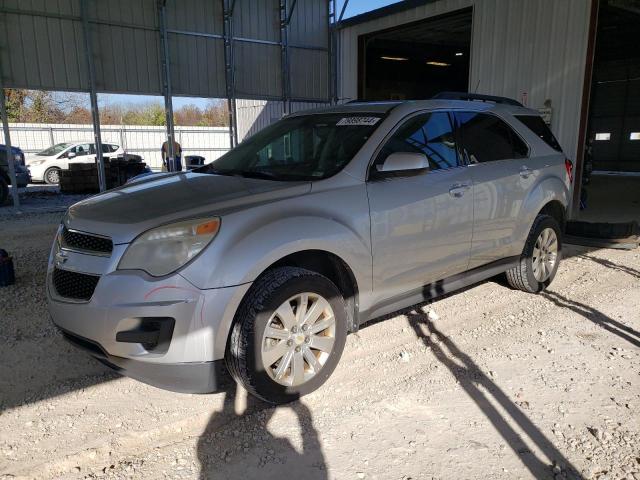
[336,117,380,126]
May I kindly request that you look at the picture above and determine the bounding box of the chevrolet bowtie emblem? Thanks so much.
[55,251,68,266]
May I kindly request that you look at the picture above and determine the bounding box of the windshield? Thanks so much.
[36,143,73,156]
[197,113,383,181]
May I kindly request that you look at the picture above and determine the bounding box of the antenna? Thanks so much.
[474,80,480,93]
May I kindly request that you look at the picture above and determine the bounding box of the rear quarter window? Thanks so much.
[515,115,563,152]
[454,111,529,163]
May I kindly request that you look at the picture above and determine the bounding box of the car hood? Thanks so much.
[64,172,312,244]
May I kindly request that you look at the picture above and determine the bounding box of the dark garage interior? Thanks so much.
[358,8,471,100]
[579,0,640,224]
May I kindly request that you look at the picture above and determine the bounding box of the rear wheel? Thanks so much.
[226,266,347,404]
[506,214,562,293]
[0,176,8,205]
[44,167,61,185]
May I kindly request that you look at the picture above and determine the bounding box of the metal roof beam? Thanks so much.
[80,0,107,192]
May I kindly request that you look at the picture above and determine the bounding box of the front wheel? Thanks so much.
[506,214,562,293]
[226,267,347,404]
[44,167,61,185]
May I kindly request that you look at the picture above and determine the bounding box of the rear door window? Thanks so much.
[101,144,118,153]
[515,115,563,152]
[375,112,460,170]
[454,112,529,163]
[69,143,92,157]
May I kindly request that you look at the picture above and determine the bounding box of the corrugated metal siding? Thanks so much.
[87,0,156,28]
[289,48,329,100]
[234,42,282,98]
[338,0,591,162]
[470,0,591,163]
[166,0,222,35]
[233,0,279,42]
[1,0,329,102]
[289,0,328,47]
[87,0,161,94]
[91,23,162,94]
[169,33,225,98]
[236,99,330,140]
[0,0,88,90]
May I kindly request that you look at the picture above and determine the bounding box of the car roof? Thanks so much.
[289,99,539,117]
[0,144,23,153]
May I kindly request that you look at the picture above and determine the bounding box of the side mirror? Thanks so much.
[67,152,76,159]
[377,152,429,173]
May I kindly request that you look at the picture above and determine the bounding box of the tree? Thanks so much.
[120,102,166,126]
[174,104,203,126]
[65,106,92,124]
[4,89,27,122]
[202,100,228,127]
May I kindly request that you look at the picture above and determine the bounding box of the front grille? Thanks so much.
[61,227,113,255]
[52,268,100,301]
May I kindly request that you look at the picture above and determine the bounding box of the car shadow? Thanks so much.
[402,307,583,480]
[542,291,640,348]
[196,382,328,479]
[576,254,640,279]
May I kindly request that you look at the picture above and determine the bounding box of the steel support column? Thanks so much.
[329,0,338,104]
[0,88,20,209]
[279,0,296,116]
[81,0,107,192]
[222,0,238,148]
[158,0,176,169]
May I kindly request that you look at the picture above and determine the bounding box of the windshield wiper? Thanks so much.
[199,166,311,181]
[198,167,241,177]
[235,170,280,180]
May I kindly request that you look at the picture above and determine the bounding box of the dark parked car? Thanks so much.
[0,145,31,205]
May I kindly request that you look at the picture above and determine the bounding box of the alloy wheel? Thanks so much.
[261,292,336,387]
[532,227,558,282]
[46,169,60,184]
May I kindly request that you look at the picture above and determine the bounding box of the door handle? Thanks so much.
[520,166,533,178]
[449,182,471,198]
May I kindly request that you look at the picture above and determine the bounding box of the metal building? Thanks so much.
[0,0,333,208]
[336,0,639,221]
[2,0,639,223]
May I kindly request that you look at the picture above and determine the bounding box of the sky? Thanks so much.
[101,0,400,108]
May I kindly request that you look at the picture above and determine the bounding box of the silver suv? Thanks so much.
[48,98,572,404]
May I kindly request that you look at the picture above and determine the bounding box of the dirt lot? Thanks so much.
[1,211,639,480]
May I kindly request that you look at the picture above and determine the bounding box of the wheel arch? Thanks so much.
[516,176,569,247]
[538,199,566,231]
[257,249,360,332]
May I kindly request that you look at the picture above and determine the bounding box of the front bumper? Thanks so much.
[59,327,230,393]
[26,163,45,182]
[47,228,252,393]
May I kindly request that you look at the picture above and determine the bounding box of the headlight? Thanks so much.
[118,217,220,276]
[29,159,46,166]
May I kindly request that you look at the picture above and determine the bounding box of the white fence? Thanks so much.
[1,123,232,170]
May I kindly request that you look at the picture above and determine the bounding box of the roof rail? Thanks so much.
[433,91,524,107]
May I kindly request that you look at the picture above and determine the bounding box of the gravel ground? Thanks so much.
[0,212,639,480]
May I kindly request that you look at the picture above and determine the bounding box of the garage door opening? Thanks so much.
[578,0,640,226]
[357,8,472,101]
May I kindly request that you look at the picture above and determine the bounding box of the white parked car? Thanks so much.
[26,142,124,184]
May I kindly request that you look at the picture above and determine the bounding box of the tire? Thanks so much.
[226,266,348,404]
[506,214,562,293]
[44,167,61,185]
[0,176,8,205]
